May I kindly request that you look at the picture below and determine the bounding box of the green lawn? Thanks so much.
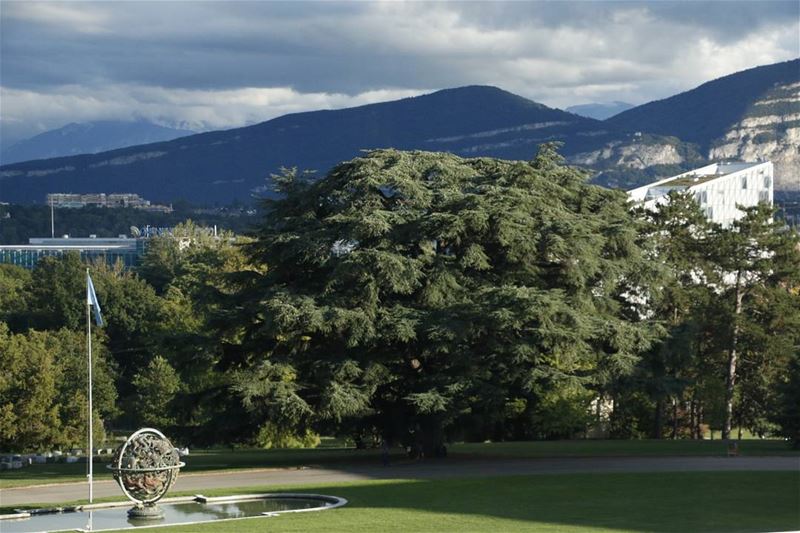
[9,471,797,533]
[0,448,391,488]
[2,439,796,489]
[451,438,799,458]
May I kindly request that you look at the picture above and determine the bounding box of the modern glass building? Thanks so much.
[628,161,773,227]
[0,237,147,269]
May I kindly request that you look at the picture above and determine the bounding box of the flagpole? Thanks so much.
[86,268,93,504]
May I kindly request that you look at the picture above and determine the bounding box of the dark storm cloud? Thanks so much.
[1,1,798,142]
[3,2,473,93]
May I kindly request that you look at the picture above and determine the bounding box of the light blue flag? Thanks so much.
[86,273,104,327]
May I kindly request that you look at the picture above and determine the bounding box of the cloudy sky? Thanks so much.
[1,0,798,144]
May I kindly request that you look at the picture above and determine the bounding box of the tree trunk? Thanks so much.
[654,397,664,439]
[596,392,603,422]
[418,416,445,459]
[697,403,704,440]
[723,280,744,441]
[671,398,679,439]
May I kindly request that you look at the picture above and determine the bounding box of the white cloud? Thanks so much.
[1,1,797,141]
[680,25,800,82]
[0,84,427,142]
[4,1,112,34]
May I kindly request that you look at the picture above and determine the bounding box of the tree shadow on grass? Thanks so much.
[270,471,799,533]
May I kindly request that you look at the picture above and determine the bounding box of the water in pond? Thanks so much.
[3,497,334,533]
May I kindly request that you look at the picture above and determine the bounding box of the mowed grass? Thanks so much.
[2,438,796,489]
[0,448,388,488]
[451,438,799,458]
[92,471,799,533]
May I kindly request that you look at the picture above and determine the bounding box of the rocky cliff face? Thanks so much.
[709,82,800,191]
[573,82,800,192]
[569,140,683,169]
[568,133,704,172]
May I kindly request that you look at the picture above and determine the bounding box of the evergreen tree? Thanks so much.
[221,147,660,451]
[132,355,181,428]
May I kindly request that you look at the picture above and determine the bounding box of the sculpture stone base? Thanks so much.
[128,504,164,520]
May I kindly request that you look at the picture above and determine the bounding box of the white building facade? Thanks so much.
[627,161,773,227]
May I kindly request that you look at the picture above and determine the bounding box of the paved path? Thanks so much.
[1,456,797,507]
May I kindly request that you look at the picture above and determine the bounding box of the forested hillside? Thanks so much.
[0,87,610,204]
[606,59,799,149]
[2,60,798,203]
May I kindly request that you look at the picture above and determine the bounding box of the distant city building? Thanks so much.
[627,161,773,227]
[0,224,223,269]
[0,236,146,269]
[46,193,172,213]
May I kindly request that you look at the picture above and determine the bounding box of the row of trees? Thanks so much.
[619,195,800,441]
[0,222,247,450]
[1,147,798,452]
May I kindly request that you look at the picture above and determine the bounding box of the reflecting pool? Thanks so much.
[1,494,346,533]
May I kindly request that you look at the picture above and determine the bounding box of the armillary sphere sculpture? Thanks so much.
[107,428,185,519]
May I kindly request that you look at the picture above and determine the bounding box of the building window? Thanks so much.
[764,175,771,188]
[759,190,769,203]
[741,176,748,189]
[706,207,714,219]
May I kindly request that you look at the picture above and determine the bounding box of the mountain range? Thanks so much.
[565,101,634,120]
[1,121,195,166]
[1,58,797,204]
